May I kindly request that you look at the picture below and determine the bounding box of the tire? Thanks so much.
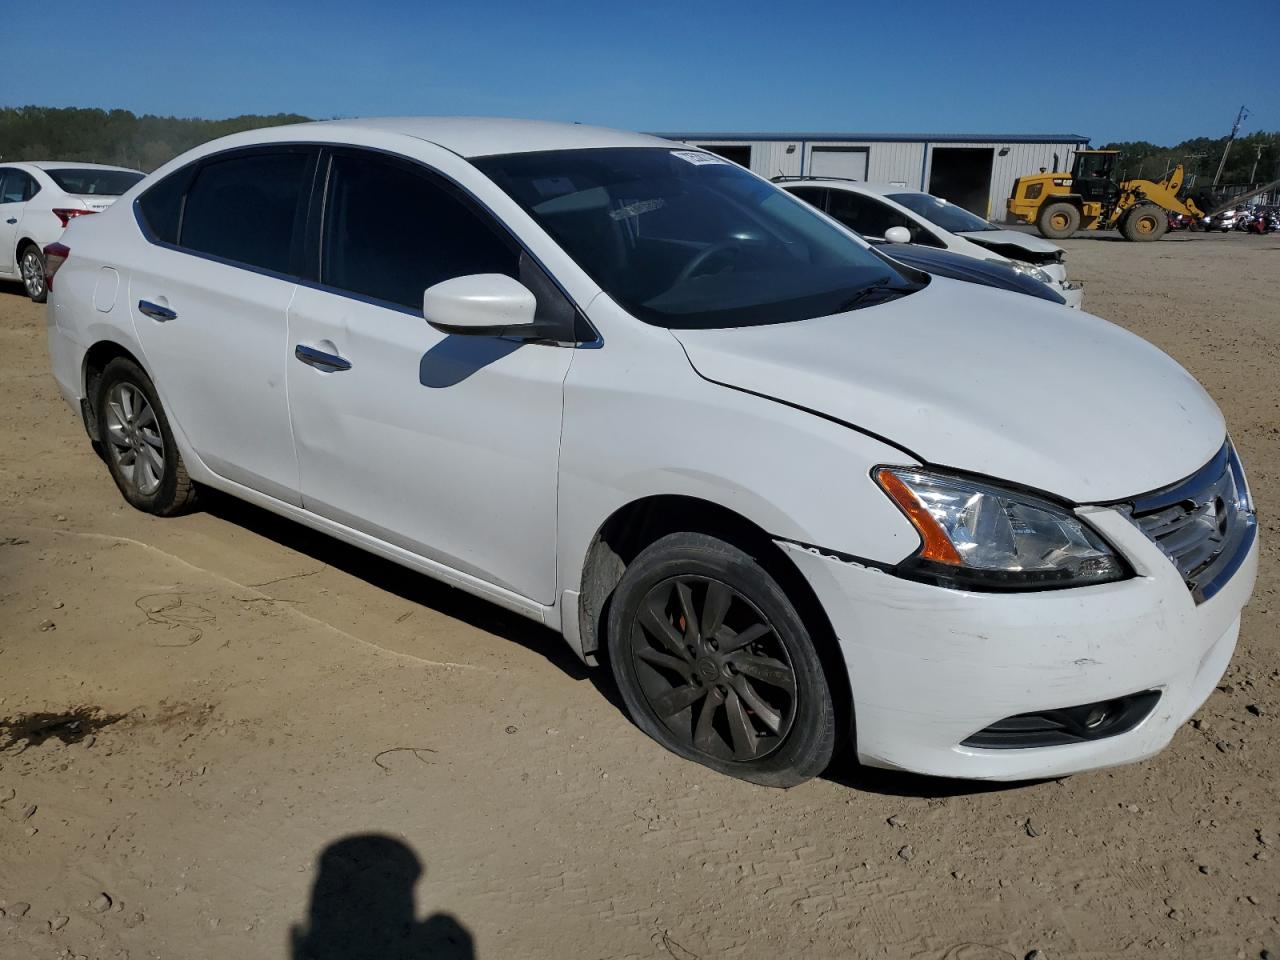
[605,532,838,787]
[95,357,196,516]
[1122,203,1168,242]
[19,244,46,303]
[1036,201,1080,240]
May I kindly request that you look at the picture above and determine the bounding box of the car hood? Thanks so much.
[954,228,1063,256]
[880,243,1063,303]
[671,279,1224,503]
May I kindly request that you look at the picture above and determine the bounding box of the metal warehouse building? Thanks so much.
[659,132,1089,221]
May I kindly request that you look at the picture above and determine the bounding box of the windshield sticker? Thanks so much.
[670,150,727,166]
[609,198,667,221]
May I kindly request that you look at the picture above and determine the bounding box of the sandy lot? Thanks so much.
[0,230,1276,960]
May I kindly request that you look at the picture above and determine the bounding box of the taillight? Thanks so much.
[43,242,70,290]
[52,208,96,228]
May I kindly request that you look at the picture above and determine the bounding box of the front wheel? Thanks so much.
[606,532,838,787]
[1037,201,1080,240]
[19,245,46,302]
[1122,203,1168,241]
[96,357,197,516]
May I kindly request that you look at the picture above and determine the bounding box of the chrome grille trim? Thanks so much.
[1124,442,1256,604]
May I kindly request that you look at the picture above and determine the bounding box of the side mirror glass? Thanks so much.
[884,226,912,245]
[423,274,538,336]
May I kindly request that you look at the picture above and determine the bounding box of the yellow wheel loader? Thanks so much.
[1007,150,1204,241]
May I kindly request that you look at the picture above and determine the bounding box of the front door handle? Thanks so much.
[294,344,352,372]
[138,299,177,322]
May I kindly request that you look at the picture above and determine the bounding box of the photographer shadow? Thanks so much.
[290,834,474,960]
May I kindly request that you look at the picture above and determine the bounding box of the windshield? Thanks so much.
[888,192,996,233]
[473,148,920,329]
[45,168,143,196]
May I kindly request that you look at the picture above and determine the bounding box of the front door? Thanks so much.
[286,149,572,602]
[127,146,317,504]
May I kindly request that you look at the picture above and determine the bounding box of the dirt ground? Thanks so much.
[0,229,1276,960]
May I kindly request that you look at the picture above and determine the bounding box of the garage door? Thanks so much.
[809,147,868,180]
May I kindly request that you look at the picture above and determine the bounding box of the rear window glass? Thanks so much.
[180,152,310,275]
[46,168,143,196]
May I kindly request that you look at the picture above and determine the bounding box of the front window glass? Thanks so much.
[888,192,996,232]
[45,168,143,196]
[824,189,939,246]
[321,153,518,310]
[474,148,919,329]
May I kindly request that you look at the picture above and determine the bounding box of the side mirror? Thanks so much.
[884,226,912,245]
[423,274,539,337]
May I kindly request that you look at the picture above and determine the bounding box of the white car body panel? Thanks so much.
[44,118,1255,783]
[286,281,571,602]
[671,280,1223,503]
[128,247,301,503]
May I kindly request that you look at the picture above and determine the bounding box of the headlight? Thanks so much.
[1009,261,1053,284]
[875,467,1127,590]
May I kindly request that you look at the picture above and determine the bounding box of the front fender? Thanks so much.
[553,299,921,639]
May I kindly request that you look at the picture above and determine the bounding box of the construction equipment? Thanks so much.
[1007,150,1204,242]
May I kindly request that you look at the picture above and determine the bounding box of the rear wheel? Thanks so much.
[1037,201,1080,240]
[606,532,838,787]
[19,245,46,302]
[96,357,196,516]
[1122,203,1168,241]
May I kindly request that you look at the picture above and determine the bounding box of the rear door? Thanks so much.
[285,148,573,602]
[0,168,34,274]
[128,146,318,504]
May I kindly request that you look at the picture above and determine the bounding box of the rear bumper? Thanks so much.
[781,505,1258,781]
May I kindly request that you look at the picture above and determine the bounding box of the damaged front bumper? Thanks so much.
[778,505,1258,781]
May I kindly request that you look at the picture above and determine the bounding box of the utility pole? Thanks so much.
[1212,104,1250,187]
[1249,143,1263,184]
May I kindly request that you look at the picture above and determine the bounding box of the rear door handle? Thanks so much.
[138,299,177,322]
[294,344,352,372]
[5,218,16,225]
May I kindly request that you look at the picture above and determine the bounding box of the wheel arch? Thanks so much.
[81,339,148,441]
[575,493,852,729]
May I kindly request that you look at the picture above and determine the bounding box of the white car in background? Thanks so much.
[778,178,1084,308]
[0,161,143,302]
[45,119,1254,787]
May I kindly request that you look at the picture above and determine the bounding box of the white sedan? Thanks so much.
[45,119,1255,786]
[779,178,1084,308]
[0,161,143,301]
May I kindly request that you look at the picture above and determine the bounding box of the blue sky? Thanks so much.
[9,0,1277,145]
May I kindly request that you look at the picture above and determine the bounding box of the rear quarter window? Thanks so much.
[136,165,197,245]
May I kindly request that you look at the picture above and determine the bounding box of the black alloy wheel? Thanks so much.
[628,574,797,762]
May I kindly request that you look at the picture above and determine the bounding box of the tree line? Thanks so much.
[1099,130,1279,188]
[0,106,311,172]
[2,105,1277,187]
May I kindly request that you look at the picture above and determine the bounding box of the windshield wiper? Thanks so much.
[838,278,917,311]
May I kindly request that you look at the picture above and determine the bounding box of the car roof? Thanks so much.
[255,117,675,158]
[17,161,143,173]
[782,179,920,198]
